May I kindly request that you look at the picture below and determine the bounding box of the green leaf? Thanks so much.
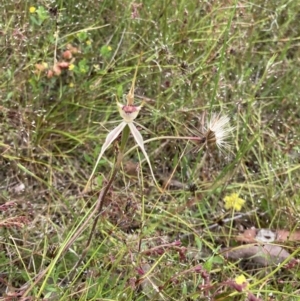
[78,59,88,74]
[116,85,123,98]
[76,31,88,42]
[36,6,49,23]
[100,45,112,59]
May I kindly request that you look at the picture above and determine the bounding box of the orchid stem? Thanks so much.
[66,126,130,283]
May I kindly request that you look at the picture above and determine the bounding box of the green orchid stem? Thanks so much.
[120,124,130,152]
[115,124,130,167]
[66,126,131,283]
[62,160,120,284]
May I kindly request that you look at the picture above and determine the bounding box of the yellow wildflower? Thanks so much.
[107,46,112,51]
[69,82,74,88]
[224,193,245,211]
[93,64,100,71]
[235,274,249,289]
[68,64,75,71]
[86,40,92,46]
[29,6,36,13]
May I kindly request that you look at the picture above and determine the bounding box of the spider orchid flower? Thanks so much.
[84,71,158,192]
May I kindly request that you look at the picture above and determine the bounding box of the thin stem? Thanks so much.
[65,127,129,283]
[123,135,204,157]
[67,154,122,282]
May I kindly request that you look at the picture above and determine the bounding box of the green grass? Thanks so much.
[1,0,300,300]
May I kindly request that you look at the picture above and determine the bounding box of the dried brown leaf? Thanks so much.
[223,243,291,266]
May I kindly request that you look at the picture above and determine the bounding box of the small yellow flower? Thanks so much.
[69,82,74,88]
[86,40,92,46]
[29,6,36,13]
[224,193,245,211]
[107,46,112,51]
[68,64,75,71]
[93,64,100,71]
[235,274,249,289]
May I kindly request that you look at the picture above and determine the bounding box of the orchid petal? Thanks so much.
[126,61,139,106]
[128,122,159,188]
[117,101,141,122]
[83,121,127,193]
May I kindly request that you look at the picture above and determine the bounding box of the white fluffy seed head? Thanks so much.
[205,114,233,151]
